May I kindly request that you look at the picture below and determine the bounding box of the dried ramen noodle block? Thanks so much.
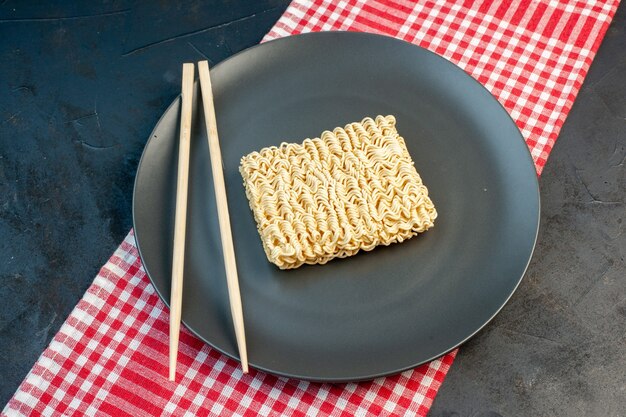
[239,115,437,269]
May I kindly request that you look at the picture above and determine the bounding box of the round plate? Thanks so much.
[133,32,539,382]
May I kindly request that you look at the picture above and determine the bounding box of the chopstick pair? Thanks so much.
[169,61,248,382]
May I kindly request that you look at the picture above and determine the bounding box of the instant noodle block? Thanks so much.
[239,115,437,269]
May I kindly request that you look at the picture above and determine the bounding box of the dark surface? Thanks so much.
[430,4,626,417]
[0,0,623,414]
[134,32,539,381]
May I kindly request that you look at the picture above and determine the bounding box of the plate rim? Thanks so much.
[132,31,541,382]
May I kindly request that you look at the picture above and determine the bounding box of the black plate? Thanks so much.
[133,32,539,382]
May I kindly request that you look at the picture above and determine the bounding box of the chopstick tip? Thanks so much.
[198,60,210,70]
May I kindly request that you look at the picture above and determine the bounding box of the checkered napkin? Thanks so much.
[3,1,619,416]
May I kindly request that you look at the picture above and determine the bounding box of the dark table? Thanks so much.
[1,2,624,415]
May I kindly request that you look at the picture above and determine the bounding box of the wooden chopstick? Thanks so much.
[169,63,195,382]
[197,60,249,374]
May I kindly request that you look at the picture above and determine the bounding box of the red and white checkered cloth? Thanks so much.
[3,1,619,416]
